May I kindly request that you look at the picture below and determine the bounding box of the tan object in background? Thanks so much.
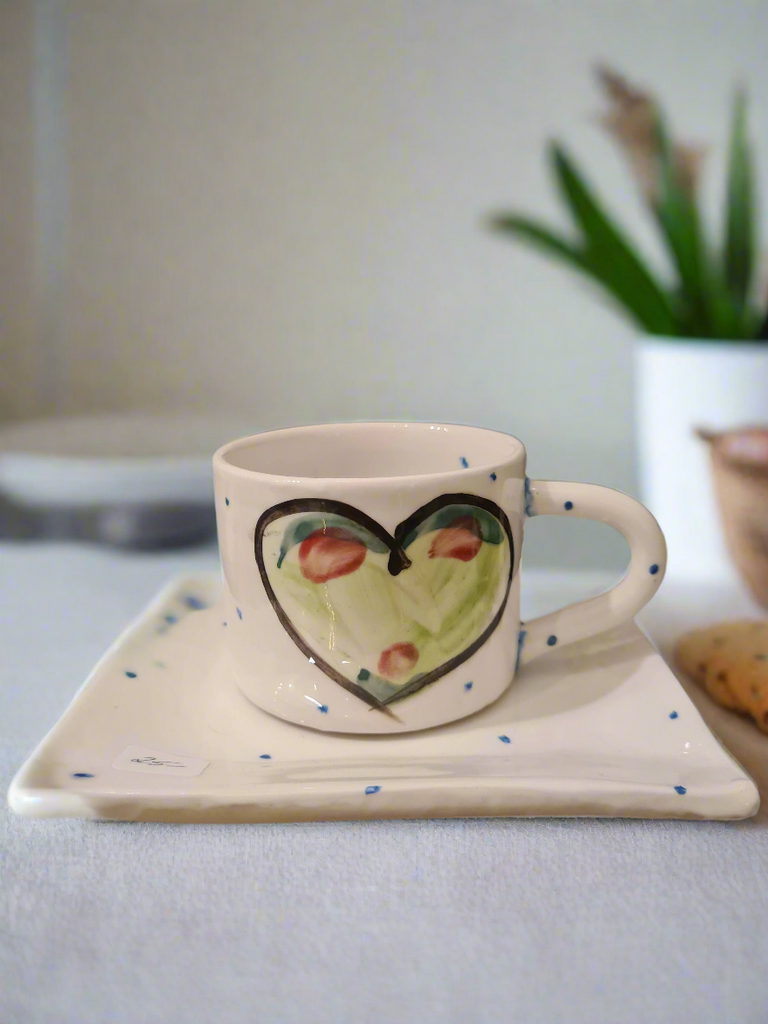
[675,621,768,732]
[699,427,768,609]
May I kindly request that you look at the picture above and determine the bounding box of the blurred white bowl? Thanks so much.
[0,413,260,508]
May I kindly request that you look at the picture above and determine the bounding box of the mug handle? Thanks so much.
[518,480,666,668]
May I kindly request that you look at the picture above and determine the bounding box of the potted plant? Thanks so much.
[488,66,767,582]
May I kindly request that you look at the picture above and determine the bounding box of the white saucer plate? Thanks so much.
[8,573,759,823]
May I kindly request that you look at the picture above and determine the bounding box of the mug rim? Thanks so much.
[213,421,525,486]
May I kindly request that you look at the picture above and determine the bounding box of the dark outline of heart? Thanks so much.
[254,493,514,717]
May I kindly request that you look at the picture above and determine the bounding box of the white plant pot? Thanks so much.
[635,336,768,582]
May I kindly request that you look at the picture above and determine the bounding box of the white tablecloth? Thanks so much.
[2,545,767,1024]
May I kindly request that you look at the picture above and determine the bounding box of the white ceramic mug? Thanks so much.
[213,423,666,734]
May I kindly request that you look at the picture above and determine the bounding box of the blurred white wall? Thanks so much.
[0,1,36,420]
[4,0,768,566]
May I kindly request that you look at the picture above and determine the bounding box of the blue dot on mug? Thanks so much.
[318,704,328,713]
[547,635,558,647]
[674,785,687,795]
[564,501,573,511]
[498,734,511,744]
[649,564,659,575]
[125,670,137,678]
[236,608,243,619]
[669,710,679,719]
[184,595,206,610]
[515,627,527,673]
[460,456,469,468]
[225,497,230,506]
[365,785,381,795]
[259,754,272,760]
[464,681,473,691]
[490,472,497,481]
[72,772,94,778]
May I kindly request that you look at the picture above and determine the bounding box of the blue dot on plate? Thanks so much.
[72,772,94,778]
[164,614,177,624]
[498,734,511,744]
[490,472,497,481]
[318,704,328,713]
[460,456,469,468]
[669,710,679,719]
[564,501,573,511]
[125,670,137,678]
[259,754,272,760]
[225,497,230,506]
[184,595,206,610]
[358,668,370,681]
[236,608,243,619]
[365,785,381,795]
[547,635,558,647]
[674,785,687,795]
[649,564,659,575]
[464,681,473,691]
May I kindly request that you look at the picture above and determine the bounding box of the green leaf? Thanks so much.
[489,214,653,323]
[489,214,593,273]
[546,145,678,334]
[723,89,755,310]
[650,114,753,338]
[651,114,713,333]
[491,211,674,333]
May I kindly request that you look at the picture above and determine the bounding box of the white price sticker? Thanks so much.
[112,745,209,777]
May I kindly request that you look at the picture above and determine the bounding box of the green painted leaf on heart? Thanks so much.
[400,504,503,551]
[276,515,390,568]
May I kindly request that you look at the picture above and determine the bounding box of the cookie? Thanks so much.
[675,621,768,732]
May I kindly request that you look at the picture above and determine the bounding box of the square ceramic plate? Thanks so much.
[8,573,759,822]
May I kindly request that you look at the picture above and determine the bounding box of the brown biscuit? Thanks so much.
[675,621,768,732]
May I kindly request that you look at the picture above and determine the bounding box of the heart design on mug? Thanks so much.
[254,494,514,716]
